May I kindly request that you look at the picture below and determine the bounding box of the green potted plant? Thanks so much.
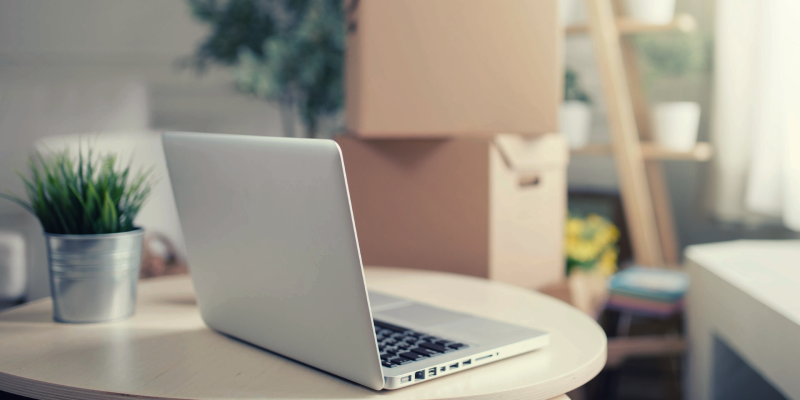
[635,31,708,151]
[1,147,153,323]
[564,213,620,315]
[183,0,346,138]
[561,67,593,149]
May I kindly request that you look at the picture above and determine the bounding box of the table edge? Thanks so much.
[0,270,608,400]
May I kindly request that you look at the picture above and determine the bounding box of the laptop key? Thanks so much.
[374,321,408,333]
[382,361,393,367]
[410,347,439,357]
[419,341,447,353]
[389,357,406,365]
[374,320,463,359]
[399,351,426,360]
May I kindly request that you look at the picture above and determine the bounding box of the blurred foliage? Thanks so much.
[184,0,348,137]
[566,213,619,276]
[634,31,710,83]
[564,67,591,104]
[1,147,153,235]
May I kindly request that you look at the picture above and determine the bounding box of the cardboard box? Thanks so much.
[345,0,561,137]
[337,133,568,289]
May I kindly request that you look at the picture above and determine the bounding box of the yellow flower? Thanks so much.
[596,247,618,276]
[565,213,620,275]
[566,218,585,237]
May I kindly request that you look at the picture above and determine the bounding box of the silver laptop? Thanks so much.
[162,132,549,390]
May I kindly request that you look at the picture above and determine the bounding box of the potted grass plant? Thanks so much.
[1,147,153,323]
[636,32,708,151]
[560,68,593,149]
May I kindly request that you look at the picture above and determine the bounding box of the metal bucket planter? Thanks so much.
[45,228,143,323]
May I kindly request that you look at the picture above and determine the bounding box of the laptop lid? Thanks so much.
[163,132,384,390]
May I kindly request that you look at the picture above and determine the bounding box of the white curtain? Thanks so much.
[711,0,800,231]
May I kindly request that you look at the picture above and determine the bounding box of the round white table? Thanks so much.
[0,267,606,400]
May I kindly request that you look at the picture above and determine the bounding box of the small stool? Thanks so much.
[597,267,689,400]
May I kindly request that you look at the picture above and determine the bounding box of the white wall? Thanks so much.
[0,0,286,133]
[0,0,205,54]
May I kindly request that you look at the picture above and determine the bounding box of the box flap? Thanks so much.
[493,133,569,173]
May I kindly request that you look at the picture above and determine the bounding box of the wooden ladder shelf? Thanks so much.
[566,0,710,266]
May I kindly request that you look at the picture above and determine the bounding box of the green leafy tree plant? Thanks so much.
[184,0,348,138]
[1,148,153,235]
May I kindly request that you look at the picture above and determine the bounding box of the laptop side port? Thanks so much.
[428,367,437,376]
[463,359,472,366]
[401,375,412,384]
[475,354,493,362]
[440,366,446,372]
[415,370,425,380]
[450,362,459,369]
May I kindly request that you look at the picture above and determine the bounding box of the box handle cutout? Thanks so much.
[519,174,541,187]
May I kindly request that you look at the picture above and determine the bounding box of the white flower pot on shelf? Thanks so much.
[652,101,701,152]
[622,0,676,24]
[560,101,592,149]
[559,0,587,26]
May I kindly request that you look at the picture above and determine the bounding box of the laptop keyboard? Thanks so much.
[374,320,467,368]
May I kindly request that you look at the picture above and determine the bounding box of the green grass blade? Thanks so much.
[5,146,152,234]
[0,193,35,214]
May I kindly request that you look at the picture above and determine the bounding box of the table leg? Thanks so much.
[686,260,713,400]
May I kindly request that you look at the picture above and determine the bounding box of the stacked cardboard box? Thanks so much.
[341,0,565,289]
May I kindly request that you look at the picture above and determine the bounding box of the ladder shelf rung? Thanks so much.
[571,142,712,161]
[565,13,696,35]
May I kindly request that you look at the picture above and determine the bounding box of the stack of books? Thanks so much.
[606,266,690,317]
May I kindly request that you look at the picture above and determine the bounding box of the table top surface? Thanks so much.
[686,240,800,327]
[0,267,605,400]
